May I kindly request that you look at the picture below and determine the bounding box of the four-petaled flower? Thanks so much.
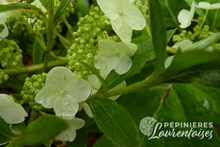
[0,94,28,124]
[35,67,91,118]
[95,39,137,77]
[196,2,220,10]
[97,0,146,42]
[178,1,195,29]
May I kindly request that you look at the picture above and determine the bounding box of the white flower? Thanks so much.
[95,39,137,77]
[0,13,8,41]
[88,74,126,101]
[35,67,91,118]
[0,94,28,124]
[164,39,213,68]
[56,117,85,142]
[97,0,146,42]
[178,1,195,28]
[196,2,220,10]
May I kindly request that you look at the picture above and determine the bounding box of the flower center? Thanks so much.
[119,10,124,16]
[60,90,66,95]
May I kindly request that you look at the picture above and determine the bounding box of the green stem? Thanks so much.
[62,17,75,39]
[105,73,162,97]
[57,32,72,47]
[25,19,58,59]
[42,1,55,72]
[0,58,68,76]
[201,10,209,27]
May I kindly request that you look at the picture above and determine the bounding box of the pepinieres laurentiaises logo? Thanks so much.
[139,117,213,140]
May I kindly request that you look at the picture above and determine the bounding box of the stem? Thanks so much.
[105,73,162,97]
[57,32,72,47]
[62,17,75,39]
[42,1,55,72]
[201,10,209,27]
[0,58,68,76]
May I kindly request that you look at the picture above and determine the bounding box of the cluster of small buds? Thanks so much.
[135,0,149,20]
[173,24,210,44]
[21,73,47,110]
[66,7,119,78]
[0,24,5,33]
[0,39,22,68]
[63,2,74,18]
[0,71,9,84]
[6,16,26,34]
[33,19,46,35]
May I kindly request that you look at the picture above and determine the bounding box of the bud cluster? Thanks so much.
[0,71,9,84]
[0,39,23,68]
[21,73,47,110]
[66,7,119,78]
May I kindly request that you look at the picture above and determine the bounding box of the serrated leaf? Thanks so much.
[0,117,13,144]
[149,0,167,72]
[90,97,142,147]
[54,0,71,24]
[11,115,68,147]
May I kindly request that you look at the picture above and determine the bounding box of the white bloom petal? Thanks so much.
[164,55,175,68]
[196,2,220,10]
[0,94,28,124]
[114,55,132,74]
[178,2,194,29]
[66,78,91,103]
[45,67,75,88]
[81,103,93,118]
[35,85,60,108]
[88,74,101,94]
[53,95,79,117]
[56,117,85,142]
[117,42,137,56]
[172,39,193,52]
[123,3,146,30]
[111,16,133,42]
[98,39,116,52]
[108,81,126,100]
[0,13,9,41]
[96,0,119,20]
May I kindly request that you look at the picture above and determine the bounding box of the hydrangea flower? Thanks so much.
[164,39,213,68]
[97,0,146,42]
[95,39,137,77]
[196,2,220,10]
[78,103,93,118]
[35,67,91,118]
[56,117,85,141]
[0,94,28,124]
[177,1,195,28]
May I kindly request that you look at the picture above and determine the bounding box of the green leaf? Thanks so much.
[39,0,49,10]
[161,50,220,82]
[73,0,89,15]
[54,0,71,25]
[149,0,167,72]
[67,129,87,147]
[0,117,13,144]
[93,135,117,147]
[11,115,68,147]
[105,29,176,89]
[33,35,45,65]
[0,3,44,15]
[90,97,142,147]
[118,83,220,146]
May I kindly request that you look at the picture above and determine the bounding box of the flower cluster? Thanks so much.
[0,39,23,68]
[21,73,47,110]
